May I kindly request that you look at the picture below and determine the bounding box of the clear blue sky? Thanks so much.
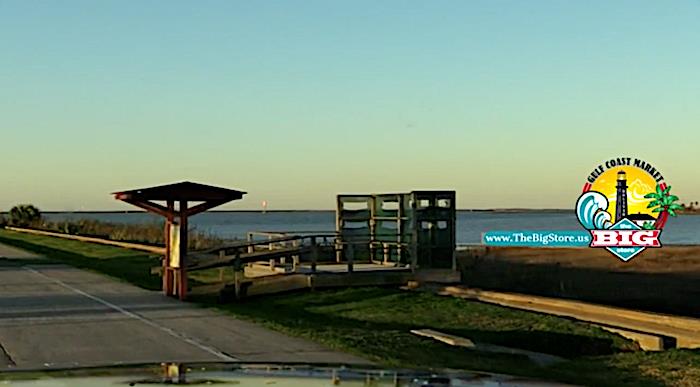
[2,1,699,210]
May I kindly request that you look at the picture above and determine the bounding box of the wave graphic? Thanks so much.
[576,191,612,230]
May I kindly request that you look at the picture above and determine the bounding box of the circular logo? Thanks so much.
[576,157,680,261]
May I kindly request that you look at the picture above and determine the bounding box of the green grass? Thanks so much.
[0,228,162,290]
[2,228,700,386]
[189,267,236,284]
[206,288,700,386]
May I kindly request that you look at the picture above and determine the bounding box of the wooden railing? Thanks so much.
[190,232,412,275]
[190,234,333,272]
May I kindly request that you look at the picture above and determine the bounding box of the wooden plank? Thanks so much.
[188,246,310,272]
[409,329,564,366]
[122,199,175,218]
[595,325,667,351]
[195,270,413,299]
[410,329,474,347]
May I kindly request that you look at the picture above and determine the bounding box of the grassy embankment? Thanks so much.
[1,228,700,386]
[6,218,225,250]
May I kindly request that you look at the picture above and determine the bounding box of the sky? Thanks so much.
[2,1,699,210]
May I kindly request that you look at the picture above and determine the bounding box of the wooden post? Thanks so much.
[233,249,242,299]
[178,201,188,300]
[218,250,226,281]
[335,196,343,263]
[383,243,391,265]
[347,243,354,273]
[163,200,174,296]
[292,255,299,272]
[290,238,299,264]
[311,237,318,273]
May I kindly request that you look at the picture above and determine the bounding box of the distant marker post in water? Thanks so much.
[262,200,268,214]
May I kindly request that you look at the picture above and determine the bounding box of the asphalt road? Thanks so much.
[0,243,367,370]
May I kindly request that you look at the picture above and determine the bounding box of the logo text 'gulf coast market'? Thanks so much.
[576,157,680,262]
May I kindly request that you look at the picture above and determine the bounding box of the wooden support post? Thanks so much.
[178,201,188,301]
[310,237,318,273]
[290,238,299,264]
[218,250,226,281]
[163,200,175,296]
[383,243,391,265]
[335,196,342,263]
[411,237,418,273]
[347,243,354,273]
[246,232,254,253]
[233,249,242,299]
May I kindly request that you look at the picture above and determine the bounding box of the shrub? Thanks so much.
[33,218,225,250]
[8,204,42,227]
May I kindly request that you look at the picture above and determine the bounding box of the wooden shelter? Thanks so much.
[113,181,246,299]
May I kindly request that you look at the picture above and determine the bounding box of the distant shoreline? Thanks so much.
[4,209,572,214]
[3,208,699,215]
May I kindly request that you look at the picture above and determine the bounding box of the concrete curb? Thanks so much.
[425,285,700,350]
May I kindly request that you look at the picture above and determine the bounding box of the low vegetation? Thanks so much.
[1,228,700,386]
[1,203,225,250]
[32,218,225,250]
[682,201,700,214]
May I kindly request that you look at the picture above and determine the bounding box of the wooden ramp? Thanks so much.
[186,234,460,300]
[188,246,308,272]
[190,268,417,300]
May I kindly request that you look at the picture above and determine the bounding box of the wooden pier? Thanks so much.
[186,232,458,300]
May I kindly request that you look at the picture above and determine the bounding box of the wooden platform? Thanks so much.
[192,270,415,299]
[191,265,460,300]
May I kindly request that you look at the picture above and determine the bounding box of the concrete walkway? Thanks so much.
[0,243,367,370]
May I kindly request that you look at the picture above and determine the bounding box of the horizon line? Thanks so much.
[1,208,575,214]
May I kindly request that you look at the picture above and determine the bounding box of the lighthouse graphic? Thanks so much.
[577,159,674,262]
[615,170,628,222]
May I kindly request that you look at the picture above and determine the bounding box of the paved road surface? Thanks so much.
[0,243,367,370]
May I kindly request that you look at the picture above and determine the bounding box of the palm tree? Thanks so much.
[644,185,682,229]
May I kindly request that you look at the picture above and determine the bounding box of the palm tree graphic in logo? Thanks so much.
[643,184,682,230]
